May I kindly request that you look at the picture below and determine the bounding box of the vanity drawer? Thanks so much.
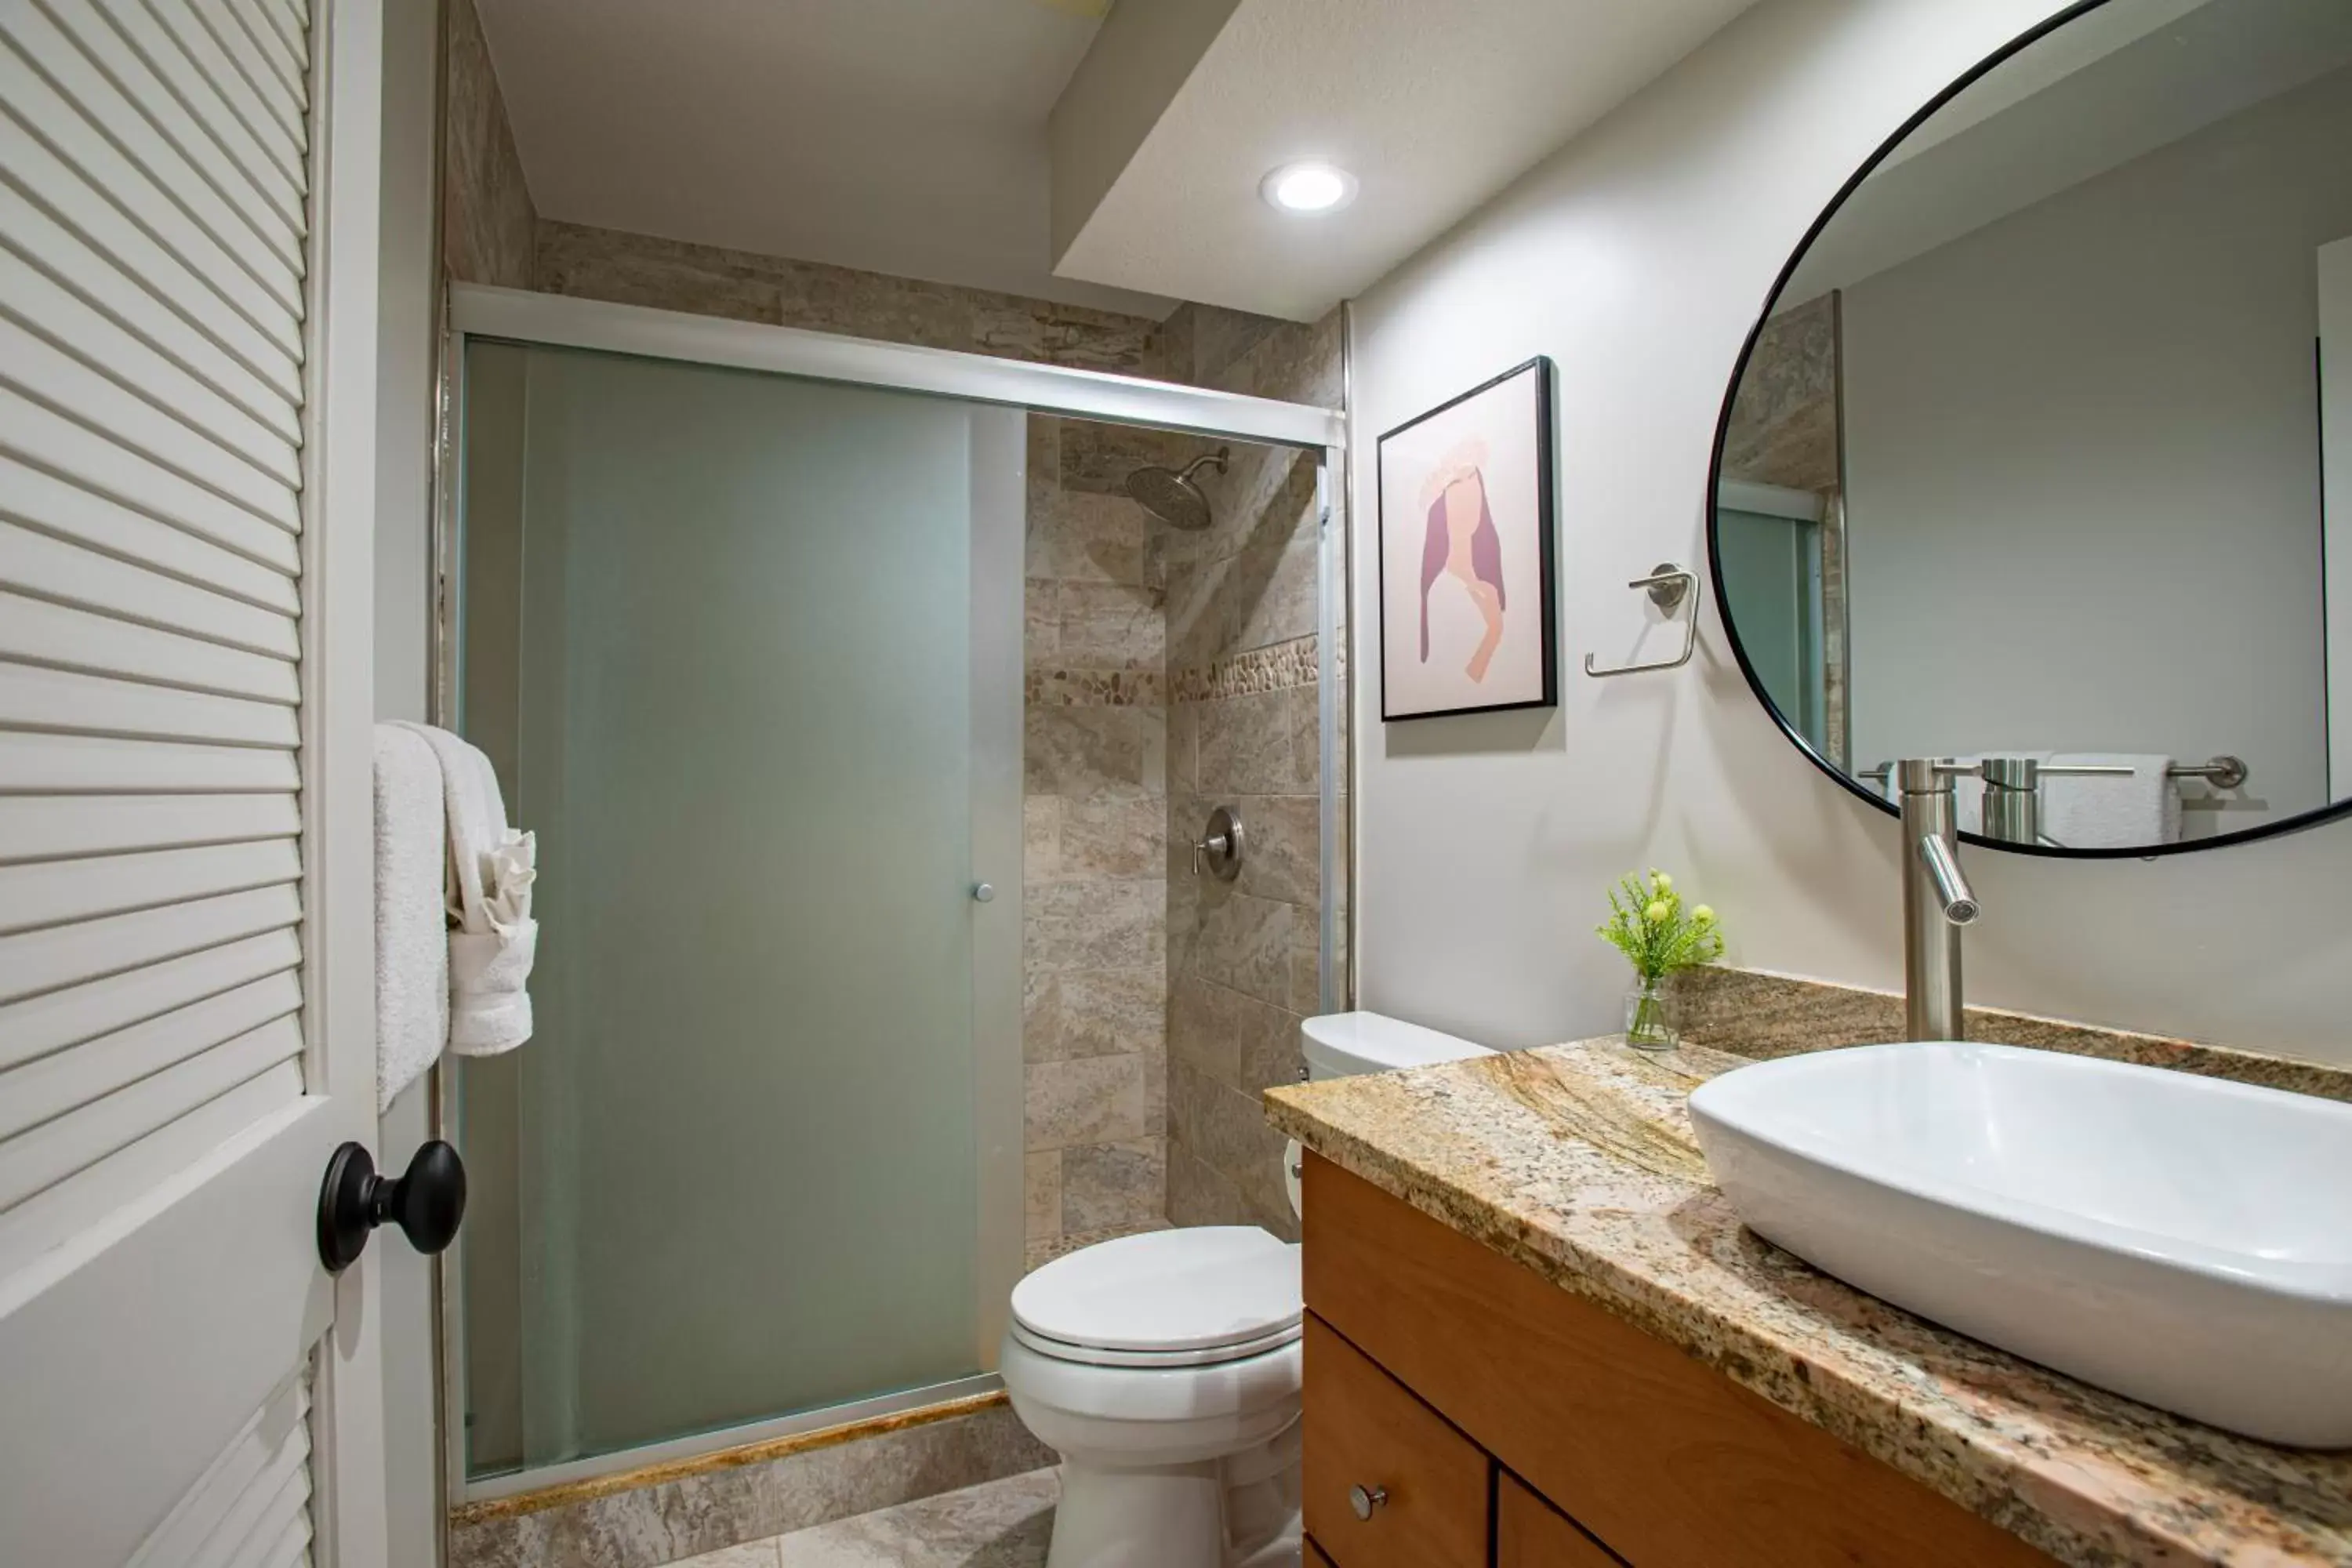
[1305,1540,1337,1568]
[1301,1153,2055,1567]
[1301,1314,1489,1568]
[1497,1471,1619,1567]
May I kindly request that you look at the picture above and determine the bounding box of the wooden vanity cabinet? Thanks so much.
[1298,1152,2056,1568]
[1301,1316,1489,1565]
[1497,1473,1618,1568]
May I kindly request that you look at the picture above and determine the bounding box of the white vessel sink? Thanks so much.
[1686,1041,2352,1446]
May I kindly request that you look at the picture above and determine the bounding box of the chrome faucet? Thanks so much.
[1893,758,1980,1040]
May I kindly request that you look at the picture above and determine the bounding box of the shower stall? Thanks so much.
[437,288,1346,1498]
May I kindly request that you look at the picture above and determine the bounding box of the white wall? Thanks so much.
[1348,0,2352,1062]
[1842,67,2351,827]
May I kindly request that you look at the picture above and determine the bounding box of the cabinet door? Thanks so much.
[1305,1540,1338,1568]
[1302,1316,1489,1567]
[1498,1472,1620,1567]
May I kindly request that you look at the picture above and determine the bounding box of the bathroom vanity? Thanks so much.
[1296,1152,2047,1566]
[1268,1039,2352,1566]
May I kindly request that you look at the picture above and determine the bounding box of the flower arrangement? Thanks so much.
[1596,869,1723,1049]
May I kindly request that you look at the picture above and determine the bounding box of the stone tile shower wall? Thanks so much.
[1162,314,1345,1243]
[1021,417,1179,1267]
[1720,290,1847,763]
[536,220,1168,375]
[442,0,536,289]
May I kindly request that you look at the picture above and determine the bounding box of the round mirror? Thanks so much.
[1708,0,2352,856]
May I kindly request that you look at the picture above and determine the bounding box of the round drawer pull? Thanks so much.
[1348,1483,1388,1521]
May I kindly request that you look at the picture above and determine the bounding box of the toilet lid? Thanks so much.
[1010,1227,1301,1354]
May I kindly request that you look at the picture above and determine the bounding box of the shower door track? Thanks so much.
[431,283,1349,1505]
[456,1374,1005,1505]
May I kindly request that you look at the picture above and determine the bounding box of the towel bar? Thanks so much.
[1859,756,2249,789]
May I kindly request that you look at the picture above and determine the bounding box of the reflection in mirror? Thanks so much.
[1711,0,2352,855]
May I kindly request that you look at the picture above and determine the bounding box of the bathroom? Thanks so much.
[5,0,2352,1565]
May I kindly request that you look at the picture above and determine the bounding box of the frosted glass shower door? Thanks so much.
[1718,506,1827,750]
[456,341,1022,1472]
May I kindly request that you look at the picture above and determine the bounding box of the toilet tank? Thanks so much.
[1300,1011,1494,1081]
[1286,1013,1493,1221]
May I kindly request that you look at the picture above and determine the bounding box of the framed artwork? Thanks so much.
[1377,357,1557,720]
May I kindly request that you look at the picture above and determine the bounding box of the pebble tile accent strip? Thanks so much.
[1024,667,1165,708]
[1169,637,1323,704]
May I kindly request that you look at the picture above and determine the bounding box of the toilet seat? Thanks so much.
[1007,1317,1301,1369]
[1009,1226,1301,1370]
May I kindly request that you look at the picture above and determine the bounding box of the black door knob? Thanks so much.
[317,1139,466,1273]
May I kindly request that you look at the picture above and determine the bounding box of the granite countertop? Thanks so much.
[1265,1039,2352,1567]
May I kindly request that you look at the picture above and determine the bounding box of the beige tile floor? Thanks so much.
[671,1468,1058,1568]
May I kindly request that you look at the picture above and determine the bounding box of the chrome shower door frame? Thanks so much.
[431,284,1348,1503]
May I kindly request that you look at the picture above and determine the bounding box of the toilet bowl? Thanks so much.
[1001,1011,1492,1568]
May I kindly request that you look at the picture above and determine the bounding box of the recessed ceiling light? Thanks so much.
[1261,161,1356,215]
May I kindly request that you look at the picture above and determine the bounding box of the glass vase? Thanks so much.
[1623,977,1679,1051]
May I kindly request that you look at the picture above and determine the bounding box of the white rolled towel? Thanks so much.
[451,822,535,1055]
[389,722,538,1058]
[450,922,535,1054]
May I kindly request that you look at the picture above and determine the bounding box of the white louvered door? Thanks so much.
[0,0,388,1562]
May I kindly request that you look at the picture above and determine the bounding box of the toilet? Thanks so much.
[1001,1011,1494,1568]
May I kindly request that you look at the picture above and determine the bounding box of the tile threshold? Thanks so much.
[670,1468,1059,1568]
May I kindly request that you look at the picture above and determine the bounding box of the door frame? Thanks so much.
[2320,238,2351,800]
[307,0,394,1560]
[429,284,1349,1501]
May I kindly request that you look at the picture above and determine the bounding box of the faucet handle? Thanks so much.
[1888,757,1976,793]
[1866,759,1993,784]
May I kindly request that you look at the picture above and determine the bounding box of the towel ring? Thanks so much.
[1584,563,1699,678]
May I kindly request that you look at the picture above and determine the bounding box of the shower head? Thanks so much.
[1123,448,1229,531]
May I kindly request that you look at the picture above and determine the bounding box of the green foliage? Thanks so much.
[1596,869,1724,984]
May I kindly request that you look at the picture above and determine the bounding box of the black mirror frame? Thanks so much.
[1703,0,2350,860]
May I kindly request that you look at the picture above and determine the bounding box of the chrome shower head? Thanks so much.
[1123,447,1229,531]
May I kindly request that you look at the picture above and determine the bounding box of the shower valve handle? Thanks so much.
[1192,806,1244,882]
[1192,833,1226,875]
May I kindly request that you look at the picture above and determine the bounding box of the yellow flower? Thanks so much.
[1653,872,1674,892]
[1693,904,1715,925]
[1643,900,1670,924]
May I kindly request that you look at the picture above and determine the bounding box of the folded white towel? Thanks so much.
[389,722,538,1058]
[375,724,448,1110]
[2042,753,2180,849]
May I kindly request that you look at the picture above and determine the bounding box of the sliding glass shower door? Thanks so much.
[453,340,1023,1477]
